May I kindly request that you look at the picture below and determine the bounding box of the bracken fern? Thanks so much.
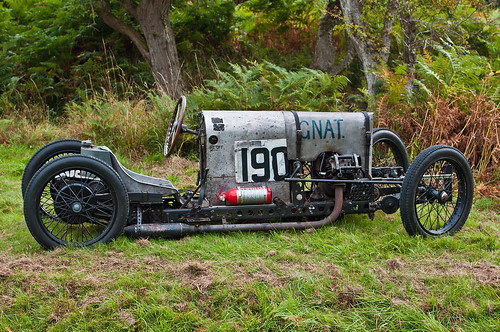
[191,61,348,112]
[376,43,499,182]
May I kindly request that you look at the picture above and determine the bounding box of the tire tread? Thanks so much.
[22,139,81,198]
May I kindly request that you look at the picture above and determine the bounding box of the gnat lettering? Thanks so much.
[300,119,344,139]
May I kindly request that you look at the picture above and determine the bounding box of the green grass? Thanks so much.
[0,143,499,331]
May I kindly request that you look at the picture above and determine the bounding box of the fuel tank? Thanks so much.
[200,110,372,204]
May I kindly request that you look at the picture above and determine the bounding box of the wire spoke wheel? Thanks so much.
[24,155,128,249]
[42,171,113,244]
[371,129,410,212]
[22,139,81,198]
[400,146,473,237]
[414,160,462,233]
[373,140,398,167]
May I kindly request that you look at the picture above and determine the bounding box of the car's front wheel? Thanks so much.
[400,145,474,237]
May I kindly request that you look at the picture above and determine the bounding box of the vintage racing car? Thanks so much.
[22,96,474,249]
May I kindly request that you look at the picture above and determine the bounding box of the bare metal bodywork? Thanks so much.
[201,110,372,204]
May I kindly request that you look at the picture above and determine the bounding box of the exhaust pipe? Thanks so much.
[124,186,344,238]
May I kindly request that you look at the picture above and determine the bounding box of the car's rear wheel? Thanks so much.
[372,128,410,175]
[22,139,81,198]
[24,155,129,249]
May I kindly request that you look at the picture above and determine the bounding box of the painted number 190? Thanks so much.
[235,140,289,183]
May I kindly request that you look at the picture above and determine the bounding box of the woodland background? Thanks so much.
[0,0,499,182]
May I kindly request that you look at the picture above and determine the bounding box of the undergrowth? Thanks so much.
[64,92,173,160]
[1,91,199,161]
[376,44,500,183]
[2,57,499,184]
[377,92,499,183]
[190,61,349,112]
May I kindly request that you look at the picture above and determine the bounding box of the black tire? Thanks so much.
[400,145,474,237]
[372,128,410,173]
[24,155,129,249]
[22,139,81,198]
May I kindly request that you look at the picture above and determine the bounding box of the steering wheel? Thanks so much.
[164,96,187,157]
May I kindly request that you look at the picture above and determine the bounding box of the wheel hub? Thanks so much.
[438,191,450,203]
[54,182,95,225]
[72,202,83,213]
[380,195,399,214]
[425,187,450,204]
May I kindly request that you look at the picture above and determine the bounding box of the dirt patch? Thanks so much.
[0,264,12,279]
[386,258,405,270]
[3,251,497,290]
[91,254,142,273]
[4,256,46,273]
[140,256,174,274]
[374,257,499,293]
[230,259,342,290]
[251,262,284,287]
[0,252,168,281]
[336,286,362,308]
[1,251,219,296]
[279,260,342,282]
[266,250,277,257]
[48,309,68,323]
[173,302,189,312]
[390,298,413,307]
[0,295,15,307]
[168,261,214,293]
[118,310,136,327]
[79,290,108,309]
[423,260,500,286]
[89,253,182,277]
[229,260,285,289]
[0,255,62,279]
[135,238,152,248]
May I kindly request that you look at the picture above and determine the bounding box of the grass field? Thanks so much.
[0,143,498,331]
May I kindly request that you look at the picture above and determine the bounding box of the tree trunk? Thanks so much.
[338,0,376,98]
[311,0,355,76]
[399,2,417,96]
[137,0,184,98]
[311,1,340,74]
[338,0,397,100]
[95,0,184,99]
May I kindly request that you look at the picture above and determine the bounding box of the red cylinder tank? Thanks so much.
[221,187,272,205]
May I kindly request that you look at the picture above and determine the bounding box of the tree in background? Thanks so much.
[95,0,184,98]
[340,0,397,100]
[394,0,494,96]
[1,0,497,115]
[310,0,354,76]
[312,0,397,100]
[0,0,107,113]
[312,0,497,101]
